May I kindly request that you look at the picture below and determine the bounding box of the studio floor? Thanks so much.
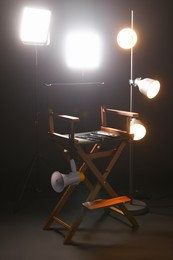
[1,188,173,260]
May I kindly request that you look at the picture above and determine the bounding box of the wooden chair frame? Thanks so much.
[43,105,139,244]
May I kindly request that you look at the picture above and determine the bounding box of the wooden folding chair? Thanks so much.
[43,105,139,244]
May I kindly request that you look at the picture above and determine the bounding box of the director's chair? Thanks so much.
[43,105,139,244]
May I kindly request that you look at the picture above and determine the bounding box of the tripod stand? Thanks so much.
[14,46,49,211]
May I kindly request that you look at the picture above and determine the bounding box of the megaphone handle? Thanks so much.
[70,159,77,172]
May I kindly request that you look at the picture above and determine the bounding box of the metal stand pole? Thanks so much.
[13,47,50,211]
[125,10,148,215]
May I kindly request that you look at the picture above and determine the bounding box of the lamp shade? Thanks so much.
[117,28,137,49]
[134,78,160,99]
[130,118,146,141]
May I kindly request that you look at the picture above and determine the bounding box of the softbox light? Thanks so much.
[20,7,51,45]
[65,30,102,69]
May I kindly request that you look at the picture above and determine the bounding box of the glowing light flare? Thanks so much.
[65,31,102,69]
[20,7,51,45]
[117,28,137,49]
[130,118,146,141]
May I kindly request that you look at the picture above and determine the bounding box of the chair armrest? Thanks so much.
[58,114,80,122]
[48,109,80,142]
[57,115,80,141]
[105,108,139,118]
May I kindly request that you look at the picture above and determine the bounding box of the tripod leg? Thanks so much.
[13,155,37,212]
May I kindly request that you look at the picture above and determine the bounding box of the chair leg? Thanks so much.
[75,144,139,228]
[43,185,74,230]
[64,207,86,244]
[44,141,138,243]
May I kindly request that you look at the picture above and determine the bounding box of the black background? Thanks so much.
[1,0,172,200]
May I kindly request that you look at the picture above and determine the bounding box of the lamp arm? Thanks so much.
[129,79,134,85]
[129,77,142,87]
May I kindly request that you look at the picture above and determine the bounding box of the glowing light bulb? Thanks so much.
[117,28,137,49]
[130,118,146,140]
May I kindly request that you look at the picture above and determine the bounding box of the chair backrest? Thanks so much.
[100,105,139,136]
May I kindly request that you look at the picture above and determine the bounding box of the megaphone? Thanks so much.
[51,159,85,193]
[51,170,85,193]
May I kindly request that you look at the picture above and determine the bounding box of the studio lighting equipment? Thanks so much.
[20,7,51,45]
[65,30,102,69]
[130,118,146,141]
[117,10,160,214]
[14,7,51,211]
[117,28,137,49]
[132,77,160,99]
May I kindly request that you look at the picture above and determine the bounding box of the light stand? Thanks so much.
[127,11,148,215]
[14,47,41,209]
[122,11,146,215]
[117,10,160,215]
[14,7,51,211]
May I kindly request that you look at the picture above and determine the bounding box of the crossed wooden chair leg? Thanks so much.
[43,141,138,244]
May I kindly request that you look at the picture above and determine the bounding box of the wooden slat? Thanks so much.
[53,216,71,230]
[58,114,80,122]
[82,196,131,210]
[106,108,139,118]
[101,126,132,138]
